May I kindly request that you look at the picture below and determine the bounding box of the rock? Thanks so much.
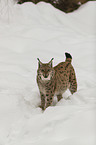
[17,0,95,13]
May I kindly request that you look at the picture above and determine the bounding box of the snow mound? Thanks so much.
[0,1,96,145]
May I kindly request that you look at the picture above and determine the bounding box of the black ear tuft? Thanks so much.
[49,58,54,67]
[37,58,40,61]
[37,58,42,67]
[65,52,72,59]
[51,58,54,61]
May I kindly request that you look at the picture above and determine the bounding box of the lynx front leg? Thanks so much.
[45,95,54,109]
[40,93,45,110]
[57,94,63,101]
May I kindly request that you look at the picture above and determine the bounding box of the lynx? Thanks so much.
[37,52,77,110]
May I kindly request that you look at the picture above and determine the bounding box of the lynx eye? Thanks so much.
[41,69,44,72]
[48,69,50,72]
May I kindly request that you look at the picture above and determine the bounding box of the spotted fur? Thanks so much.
[37,52,77,110]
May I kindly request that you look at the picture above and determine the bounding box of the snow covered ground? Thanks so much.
[0,1,96,145]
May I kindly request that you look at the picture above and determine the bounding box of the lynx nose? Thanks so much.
[45,75,48,78]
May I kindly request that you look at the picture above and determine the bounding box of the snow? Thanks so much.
[0,1,96,145]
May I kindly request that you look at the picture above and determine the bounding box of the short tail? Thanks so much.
[65,52,72,63]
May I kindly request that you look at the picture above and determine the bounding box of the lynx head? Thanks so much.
[37,58,54,81]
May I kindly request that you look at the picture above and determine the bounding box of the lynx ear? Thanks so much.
[48,58,54,67]
[37,58,42,68]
